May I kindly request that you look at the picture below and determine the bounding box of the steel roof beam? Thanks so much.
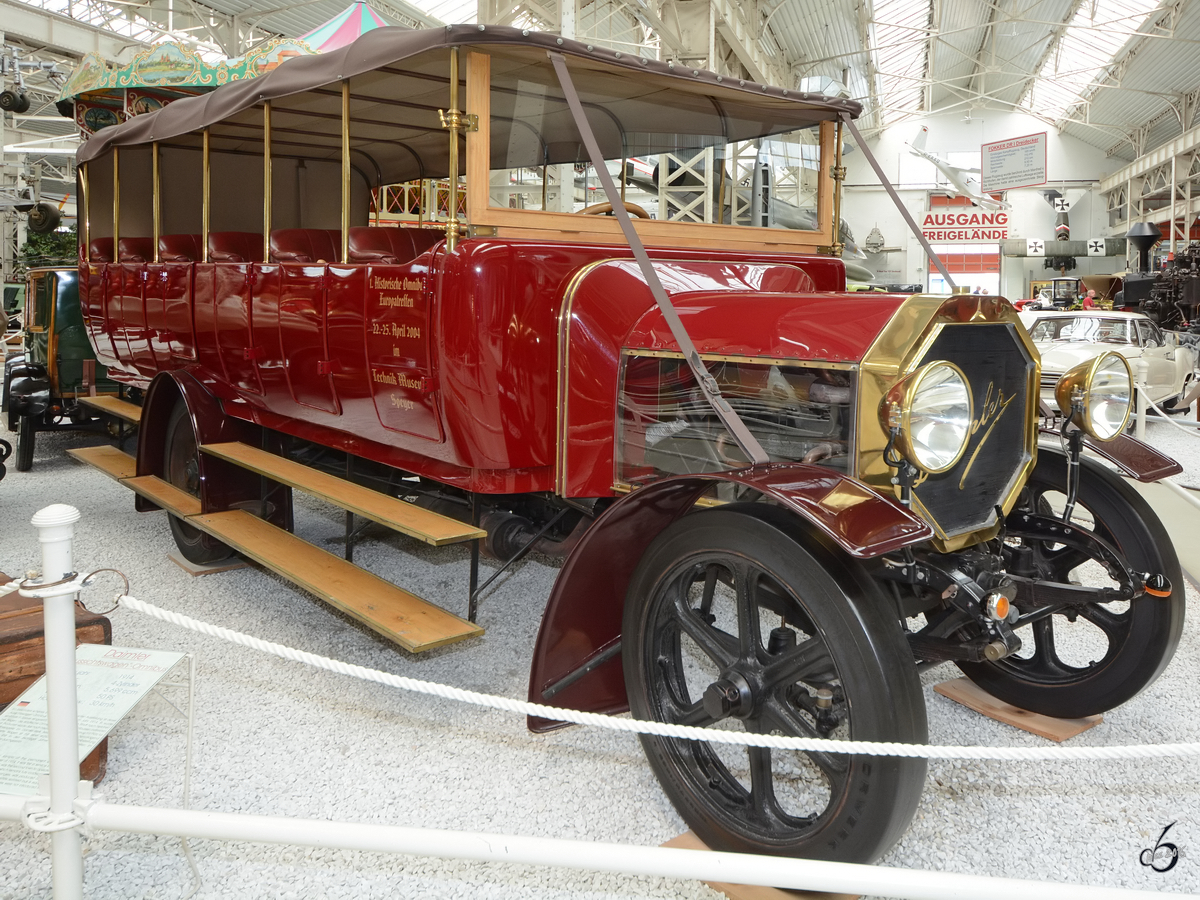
[710,0,788,87]
[0,0,144,62]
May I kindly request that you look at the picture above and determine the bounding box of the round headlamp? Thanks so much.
[1054,351,1131,441]
[879,361,973,474]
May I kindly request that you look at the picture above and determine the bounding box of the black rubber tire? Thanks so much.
[0,90,17,112]
[623,504,927,863]
[15,414,35,472]
[27,202,61,235]
[959,450,1185,717]
[164,403,234,565]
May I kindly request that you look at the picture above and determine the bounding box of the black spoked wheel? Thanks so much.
[164,403,234,565]
[623,505,927,863]
[959,450,1185,718]
[15,414,35,472]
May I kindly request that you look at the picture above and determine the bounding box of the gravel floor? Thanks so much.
[0,410,1198,900]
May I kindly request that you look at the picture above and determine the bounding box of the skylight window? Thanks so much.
[408,0,477,25]
[1024,0,1161,122]
[869,0,932,126]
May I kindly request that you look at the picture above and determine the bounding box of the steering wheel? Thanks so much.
[577,201,651,219]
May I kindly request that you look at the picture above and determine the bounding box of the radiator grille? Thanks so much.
[910,323,1036,538]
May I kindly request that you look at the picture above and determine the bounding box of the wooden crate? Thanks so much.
[0,573,112,783]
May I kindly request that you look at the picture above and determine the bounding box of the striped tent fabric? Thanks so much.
[300,2,390,52]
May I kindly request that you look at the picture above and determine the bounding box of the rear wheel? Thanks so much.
[959,451,1184,717]
[623,505,927,863]
[15,414,35,472]
[164,403,234,564]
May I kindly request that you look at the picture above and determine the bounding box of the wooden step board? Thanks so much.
[64,456,482,652]
[123,475,202,517]
[191,508,482,652]
[78,395,142,424]
[66,446,136,481]
[201,442,485,546]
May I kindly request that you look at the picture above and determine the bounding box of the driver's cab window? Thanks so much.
[27,273,51,332]
[1137,319,1160,347]
[486,70,822,230]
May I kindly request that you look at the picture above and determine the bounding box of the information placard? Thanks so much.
[981,133,1047,193]
[0,644,186,795]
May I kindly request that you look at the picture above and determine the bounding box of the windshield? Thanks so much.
[1028,316,1131,344]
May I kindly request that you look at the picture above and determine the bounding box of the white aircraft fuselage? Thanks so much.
[908,127,1010,212]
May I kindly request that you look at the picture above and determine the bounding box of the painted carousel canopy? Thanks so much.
[300,2,392,52]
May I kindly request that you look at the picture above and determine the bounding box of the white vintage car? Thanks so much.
[1020,310,1198,412]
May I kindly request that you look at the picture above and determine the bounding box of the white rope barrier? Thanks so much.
[1135,382,1200,440]
[118,594,1200,763]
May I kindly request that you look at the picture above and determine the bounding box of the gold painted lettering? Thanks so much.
[958,382,1016,489]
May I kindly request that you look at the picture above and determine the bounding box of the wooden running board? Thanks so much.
[77,395,142,424]
[66,446,136,481]
[200,442,485,546]
[191,508,482,651]
[65,459,482,652]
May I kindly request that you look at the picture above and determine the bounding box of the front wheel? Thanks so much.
[15,414,35,472]
[164,403,234,565]
[623,505,927,863]
[959,450,1185,717]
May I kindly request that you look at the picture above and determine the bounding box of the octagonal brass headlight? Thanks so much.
[1054,351,1131,441]
[879,361,973,474]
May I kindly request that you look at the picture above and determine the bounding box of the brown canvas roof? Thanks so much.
[78,24,861,185]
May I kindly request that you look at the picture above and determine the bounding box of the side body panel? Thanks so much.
[80,239,864,494]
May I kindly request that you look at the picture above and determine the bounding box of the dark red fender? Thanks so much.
[1040,428,1183,482]
[136,369,283,521]
[526,463,932,731]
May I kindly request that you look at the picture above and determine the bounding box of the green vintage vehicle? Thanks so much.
[2,266,122,471]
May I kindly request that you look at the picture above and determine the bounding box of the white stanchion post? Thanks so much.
[1135,359,1149,439]
[31,504,84,900]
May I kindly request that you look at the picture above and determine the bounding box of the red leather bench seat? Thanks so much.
[269,229,340,264]
[348,226,442,264]
[117,237,155,262]
[159,234,202,262]
[208,231,263,263]
[88,238,114,262]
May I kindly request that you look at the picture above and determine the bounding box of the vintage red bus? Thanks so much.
[73,25,1183,864]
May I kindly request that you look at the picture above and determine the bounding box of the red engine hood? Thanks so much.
[623,291,908,362]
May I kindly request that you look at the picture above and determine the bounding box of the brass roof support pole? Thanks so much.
[438,48,476,252]
[79,163,89,256]
[202,128,210,263]
[112,147,120,259]
[152,142,160,263]
[820,120,845,258]
[717,155,727,226]
[341,81,350,264]
[264,101,272,264]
